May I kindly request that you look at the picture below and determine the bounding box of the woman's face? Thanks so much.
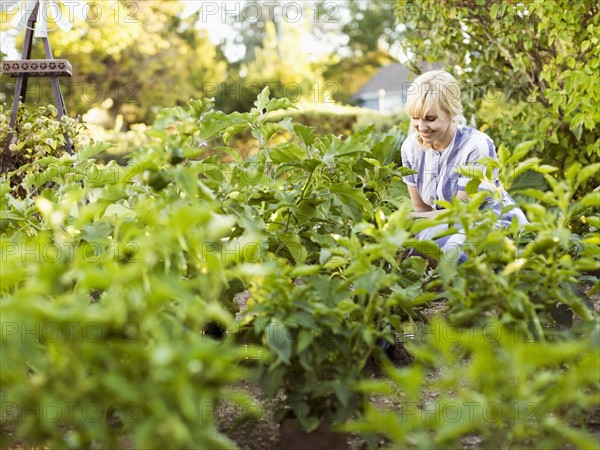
[411,107,456,150]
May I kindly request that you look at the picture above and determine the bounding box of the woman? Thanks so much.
[401,70,528,264]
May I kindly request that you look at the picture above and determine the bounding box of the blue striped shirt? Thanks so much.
[401,125,528,226]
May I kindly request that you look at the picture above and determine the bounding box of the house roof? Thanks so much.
[353,62,444,100]
[353,64,411,99]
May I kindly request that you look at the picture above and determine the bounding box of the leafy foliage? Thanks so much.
[396,0,600,193]
[1,102,261,449]
[0,103,88,192]
[414,150,599,335]
[0,1,227,126]
[1,89,598,448]
[346,318,600,449]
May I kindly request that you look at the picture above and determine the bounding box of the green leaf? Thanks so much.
[508,140,537,164]
[268,143,305,164]
[565,162,581,185]
[545,417,599,449]
[260,364,286,397]
[297,329,314,353]
[523,203,547,219]
[265,321,292,364]
[78,141,114,160]
[578,191,600,208]
[0,211,21,220]
[290,265,321,277]
[80,222,113,244]
[497,143,509,164]
[293,124,315,146]
[199,117,246,141]
[466,177,481,195]
[329,183,374,220]
[581,40,590,51]
[490,3,498,19]
[222,123,252,144]
[576,163,600,188]
[324,136,369,159]
[266,97,297,113]
[396,166,417,177]
[254,86,271,112]
[254,122,282,144]
[278,233,308,264]
[435,402,483,441]
[535,165,559,173]
[332,379,351,407]
[175,168,199,198]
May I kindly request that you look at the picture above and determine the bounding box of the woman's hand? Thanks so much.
[405,185,470,219]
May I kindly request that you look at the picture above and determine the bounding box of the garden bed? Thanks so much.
[217,285,600,450]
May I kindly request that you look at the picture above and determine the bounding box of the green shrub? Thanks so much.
[345,318,600,449]
[0,103,87,173]
[220,105,408,161]
[397,0,600,197]
[0,106,261,448]
[1,89,598,449]
[406,146,599,335]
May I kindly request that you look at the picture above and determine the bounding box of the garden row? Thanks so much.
[1,92,599,449]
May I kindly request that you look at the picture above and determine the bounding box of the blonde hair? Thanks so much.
[405,71,466,146]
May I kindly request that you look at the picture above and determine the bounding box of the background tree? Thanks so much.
[207,0,407,111]
[224,0,285,63]
[1,1,227,127]
[342,0,401,57]
[324,0,401,104]
[245,22,324,99]
[214,1,327,113]
[1,0,411,120]
[396,0,599,185]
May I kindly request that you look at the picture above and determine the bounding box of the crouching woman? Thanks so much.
[400,70,529,265]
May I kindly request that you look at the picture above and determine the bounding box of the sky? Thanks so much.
[181,1,236,45]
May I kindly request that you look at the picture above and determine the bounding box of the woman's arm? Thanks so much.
[407,187,469,218]
[456,190,469,202]
[407,186,432,212]
[407,186,447,218]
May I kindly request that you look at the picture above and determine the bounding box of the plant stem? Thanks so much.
[284,165,317,234]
